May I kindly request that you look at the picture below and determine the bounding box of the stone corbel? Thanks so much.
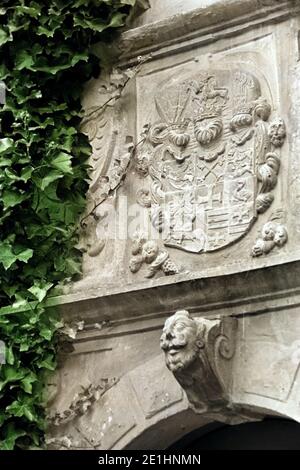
[160,310,238,415]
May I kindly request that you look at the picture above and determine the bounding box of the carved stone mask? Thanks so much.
[274,225,288,246]
[261,221,276,241]
[268,118,286,147]
[160,310,203,372]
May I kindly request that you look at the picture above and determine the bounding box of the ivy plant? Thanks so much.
[0,0,141,450]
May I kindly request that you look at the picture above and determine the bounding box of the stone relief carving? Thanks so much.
[251,212,288,257]
[160,310,237,413]
[268,118,286,147]
[129,233,178,278]
[46,436,73,450]
[79,63,152,259]
[47,379,118,427]
[79,137,133,258]
[135,69,286,254]
[136,188,152,208]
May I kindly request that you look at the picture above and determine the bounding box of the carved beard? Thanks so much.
[165,346,198,373]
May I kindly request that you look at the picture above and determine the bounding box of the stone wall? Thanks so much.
[46,0,300,449]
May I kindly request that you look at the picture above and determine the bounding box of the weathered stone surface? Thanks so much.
[160,311,237,413]
[132,0,221,28]
[46,0,300,450]
[232,308,300,421]
[128,357,183,419]
[59,5,298,302]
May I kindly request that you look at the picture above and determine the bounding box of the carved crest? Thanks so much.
[135,69,286,253]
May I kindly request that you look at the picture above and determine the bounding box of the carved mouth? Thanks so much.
[168,345,186,356]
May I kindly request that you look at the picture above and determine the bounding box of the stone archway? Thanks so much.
[46,305,300,450]
[46,340,300,450]
[169,418,300,450]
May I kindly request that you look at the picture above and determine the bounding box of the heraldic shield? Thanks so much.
[135,68,284,254]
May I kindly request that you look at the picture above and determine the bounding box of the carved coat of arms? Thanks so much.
[135,69,286,253]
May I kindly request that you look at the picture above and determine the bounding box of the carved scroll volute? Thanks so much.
[160,310,237,414]
[206,316,238,393]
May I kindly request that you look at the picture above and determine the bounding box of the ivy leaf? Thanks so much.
[0,423,26,450]
[0,138,14,154]
[0,28,11,47]
[37,354,56,371]
[38,170,64,190]
[39,327,54,341]
[0,158,12,167]
[15,4,42,19]
[20,166,34,182]
[2,190,27,209]
[28,281,53,302]
[37,25,56,37]
[15,248,34,264]
[51,152,73,174]
[0,241,33,270]
[6,399,38,422]
[21,373,37,394]
[73,12,125,32]
[15,50,35,71]
[0,366,26,392]
[5,345,14,365]
[5,166,33,182]
[65,257,82,275]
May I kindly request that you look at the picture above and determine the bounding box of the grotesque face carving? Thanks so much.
[142,241,159,263]
[261,221,288,246]
[268,118,286,147]
[160,310,203,372]
[261,221,276,241]
[274,225,288,246]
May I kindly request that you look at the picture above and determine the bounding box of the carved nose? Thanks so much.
[160,339,169,351]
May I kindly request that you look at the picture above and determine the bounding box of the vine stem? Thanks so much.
[79,137,146,228]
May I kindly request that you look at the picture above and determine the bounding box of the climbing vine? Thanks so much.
[0,0,142,450]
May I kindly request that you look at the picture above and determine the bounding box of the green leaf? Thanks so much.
[0,423,26,450]
[0,28,11,47]
[65,257,82,275]
[37,25,56,37]
[6,400,38,422]
[0,138,14,154]
[74,12,126,32]
[38,170,64,190]
[16,248,34,263]
[0,241,33,270]
[21,373,37,394]
[28,282,53,302]
[39,327,54,341]
[51,152,73,174]
[0,366,26,392]
[15,4,42,19]
[0,158,13,167]
[15,50,35,71]
[37,354,56,371]
[5,345,14,365]
[2,190,27,209]
[0,242,19,270]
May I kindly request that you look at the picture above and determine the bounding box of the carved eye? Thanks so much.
[167,331,175,340]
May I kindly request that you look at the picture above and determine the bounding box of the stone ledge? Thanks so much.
[57,258,300,332]
[119,0,299,62]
